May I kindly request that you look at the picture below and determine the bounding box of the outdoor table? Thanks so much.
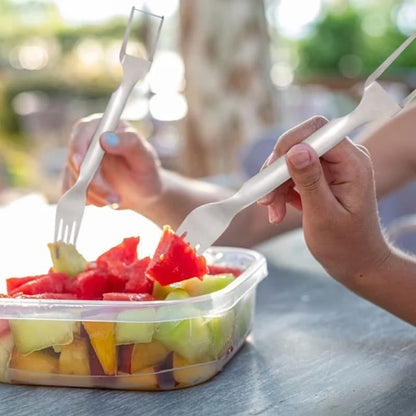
[0,199,415,416]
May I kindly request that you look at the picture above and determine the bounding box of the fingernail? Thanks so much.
[287,146,312,169]
[103,132,119,147]
[268,206,280,224]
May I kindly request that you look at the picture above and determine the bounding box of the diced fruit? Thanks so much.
[103,292,155,301]
[12,293,78,300]
[10,348,59,374]
[0,330,14,382]
[181,273,235,297]
[70,269,125,300]
[9,319,76,355]
[114,308,155,345]
[118,344,134,373]
[146,226,208,285]
[96,237,139,267]
[154,290,212,363]
[173,353,217,386]
[130,340,169,373]
[124,257,153,293]
[207,311,235,358]
[234,293,254,343]
[154,351,176,389]
[48,241,87,277]
[116,366,158,390]
[82,322,117,376]
[207,265,242,277]
[0,319,10,337]
[6,276,39,295]
[59,338,90,375]
[7,273,68,297]
[152,281,178,300]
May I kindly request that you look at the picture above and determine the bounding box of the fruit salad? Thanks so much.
[0,226,267,390]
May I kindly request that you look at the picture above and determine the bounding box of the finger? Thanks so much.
[285,143,338,215]
[257,116,328,205]
[273,116,328,157]
[69,117,132,162]
[99,131,156,171]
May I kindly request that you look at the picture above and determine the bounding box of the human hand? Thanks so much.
[63,114,163,212]
[258,116,391,283]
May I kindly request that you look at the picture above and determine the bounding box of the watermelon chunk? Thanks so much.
[7,275,42,295]
[124,257,152,294]
[146,226,208,286]
[68,269,125,300]
[7,273,68,296]
[13,293,78,300]
[207,265,242,277]
[96,237,140,267]
[102,292,155,301]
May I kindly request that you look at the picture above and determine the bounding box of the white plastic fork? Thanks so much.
[54,8,163,245]
[177,32,416,255]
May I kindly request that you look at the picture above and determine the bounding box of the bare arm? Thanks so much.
[356,104,416,198]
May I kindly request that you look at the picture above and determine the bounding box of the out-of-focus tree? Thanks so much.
[295,2,416,84]
[179,0,276,178]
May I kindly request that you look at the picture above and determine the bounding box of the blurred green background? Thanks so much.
[0,0,415,202]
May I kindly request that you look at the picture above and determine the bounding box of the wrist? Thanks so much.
[342,244,416,325]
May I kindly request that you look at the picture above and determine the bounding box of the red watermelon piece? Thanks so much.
[96,237,139,267]
[207,265,242,277]
[12,293,78,300]
[124,257,152,294]
[102,292,155,301]
[7,272,68,296]
[146,226,208,286]
[68,268,126,300]
[7,275,44,295]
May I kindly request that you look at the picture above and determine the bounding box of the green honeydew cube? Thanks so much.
[154,289,213,363]
[181,273,235,297]
[115,308,155,345]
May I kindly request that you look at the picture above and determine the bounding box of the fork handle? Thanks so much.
[233,82,401,208]
[78,60,150,185]
[77,82,135,185]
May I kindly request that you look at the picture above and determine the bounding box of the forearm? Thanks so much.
[343,246,416,326]
[357,104,416,198]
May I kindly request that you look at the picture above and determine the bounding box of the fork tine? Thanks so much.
[71,220,82,246]
[365,31,416,87]
[54,217,63,243]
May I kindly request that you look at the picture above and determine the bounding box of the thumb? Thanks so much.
[286,144,335,212]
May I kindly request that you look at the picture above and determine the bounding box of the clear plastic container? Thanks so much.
[0,247,267,390]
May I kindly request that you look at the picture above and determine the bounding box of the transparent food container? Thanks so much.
[0,247,267,390]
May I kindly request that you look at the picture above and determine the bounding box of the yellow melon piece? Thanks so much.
[59,338,90,375]
[10,348,59,374]
[173,353,217,386]
[117,366,158,390]
[82,322,117,375]
[130,340,169,373]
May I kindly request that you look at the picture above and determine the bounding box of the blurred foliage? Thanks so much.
[0,0,145,138]
[295,3,416,80]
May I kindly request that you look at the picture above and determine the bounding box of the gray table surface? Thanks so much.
[1,230,416,416]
